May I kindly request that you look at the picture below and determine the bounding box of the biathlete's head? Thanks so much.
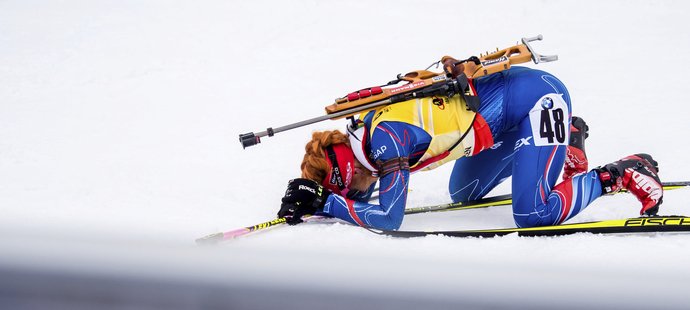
[300,129,378,197]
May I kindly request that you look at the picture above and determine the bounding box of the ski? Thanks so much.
[195,215,328,245]
[403,181,690,214]
[374,216,690,238]
[196,181,689,244]
[403,194,512,214]
[195,217,289,244]
[195,194,514,245]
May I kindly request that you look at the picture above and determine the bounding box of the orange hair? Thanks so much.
[300,130,350,183]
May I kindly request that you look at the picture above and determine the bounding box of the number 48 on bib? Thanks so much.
[529,94,570,146]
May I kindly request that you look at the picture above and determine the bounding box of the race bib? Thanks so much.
[529,94,569,146]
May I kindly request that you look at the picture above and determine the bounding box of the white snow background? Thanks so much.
[1,0,689,309]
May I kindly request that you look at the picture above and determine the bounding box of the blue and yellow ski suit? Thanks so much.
[322,67,603,230]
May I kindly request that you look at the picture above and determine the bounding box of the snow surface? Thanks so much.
[1,0,690,309]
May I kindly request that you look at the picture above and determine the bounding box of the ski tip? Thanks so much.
[195,232,224,246]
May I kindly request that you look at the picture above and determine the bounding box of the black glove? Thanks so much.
[277,178,330,225]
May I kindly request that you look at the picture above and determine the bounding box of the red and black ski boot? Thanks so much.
[595,153,663,216]
[563,116,589,180]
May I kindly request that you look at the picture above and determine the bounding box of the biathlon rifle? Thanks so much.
[239,34,558,148]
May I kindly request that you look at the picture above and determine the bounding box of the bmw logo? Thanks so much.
[541,97,554,109]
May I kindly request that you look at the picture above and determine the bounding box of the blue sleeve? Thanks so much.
[322,121,413,230]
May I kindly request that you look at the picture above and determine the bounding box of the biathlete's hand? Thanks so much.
[441,56,466,78]
[277,178,331,225]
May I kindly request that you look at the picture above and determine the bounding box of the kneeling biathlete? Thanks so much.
[278,65,664,230]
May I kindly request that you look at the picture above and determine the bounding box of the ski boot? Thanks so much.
[563,116,589,180]
[595,153,663,216]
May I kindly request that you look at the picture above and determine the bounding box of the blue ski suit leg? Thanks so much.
[450,67,603,227]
